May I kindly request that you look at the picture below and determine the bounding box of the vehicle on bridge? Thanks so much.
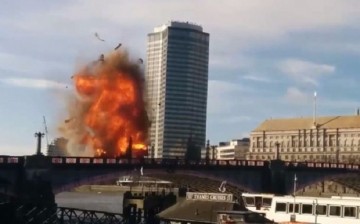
[242,193,360,224]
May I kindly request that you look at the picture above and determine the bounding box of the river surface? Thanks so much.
[55,192,124,213]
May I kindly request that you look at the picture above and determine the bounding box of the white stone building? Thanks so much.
[248,115,360,163]
[216,138,250,160]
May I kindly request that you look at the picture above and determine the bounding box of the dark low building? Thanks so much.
[157,192,272,223]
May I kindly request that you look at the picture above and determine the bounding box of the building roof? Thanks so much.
[253,115,360,132]
[157,199,235,223]
[154,21,203,32]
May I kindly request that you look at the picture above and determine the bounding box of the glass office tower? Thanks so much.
[145,21,209,159]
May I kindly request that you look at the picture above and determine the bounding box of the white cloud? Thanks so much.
[207,80,254,115]
[0,78,68,90]
[304,40,360,55]
[3,0,360,55]
[0,52,69,76]
[1,0,360,154]
[243,75,273,83]
[210,54,255,71]
[277,59,335,85]
[321,99,360,111]
[207,80,240,114]
[284,87,310,104]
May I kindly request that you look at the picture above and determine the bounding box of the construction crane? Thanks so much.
[43,116,49,149]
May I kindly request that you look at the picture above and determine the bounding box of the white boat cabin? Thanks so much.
[242,193,360,224]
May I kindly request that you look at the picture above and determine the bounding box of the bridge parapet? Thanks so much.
[1,156,360,195]
[1,156,360,171]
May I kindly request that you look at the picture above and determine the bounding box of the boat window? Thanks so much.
[301,204,313,214]
[263,198,272,206]
[275,203,287,212]
[316,205,327,215]
[245,197,255,206]
[255,197,262,209]
[344,206,356,218]
[329,206,341,216]
[289,204,300,213]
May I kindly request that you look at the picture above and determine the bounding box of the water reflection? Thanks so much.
[56,191,124,213]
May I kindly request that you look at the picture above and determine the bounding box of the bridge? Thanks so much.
[0,203,128,224]
[0,155,360,198]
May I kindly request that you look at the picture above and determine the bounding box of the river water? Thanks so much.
[55,192,124,213]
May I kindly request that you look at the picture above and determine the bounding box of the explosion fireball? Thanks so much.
[60,50,150,158]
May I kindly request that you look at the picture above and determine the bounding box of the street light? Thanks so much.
[291,174,297,222]
[34,132,44,155]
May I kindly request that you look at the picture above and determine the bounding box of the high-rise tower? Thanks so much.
[145,21,209,159]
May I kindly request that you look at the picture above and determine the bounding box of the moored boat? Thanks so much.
[242,193,360,224]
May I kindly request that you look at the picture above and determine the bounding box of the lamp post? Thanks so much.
[205,140,210,164]
[34,132,44,155]
[313,199,318,224]
[291,174,297,222]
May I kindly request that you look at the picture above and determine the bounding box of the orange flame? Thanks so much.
[67,51,150,157]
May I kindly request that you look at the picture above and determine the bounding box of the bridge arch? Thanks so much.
[52,169,254,194]
[295,173,360,195]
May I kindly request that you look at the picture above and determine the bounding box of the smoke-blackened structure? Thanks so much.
[59,50,150,157]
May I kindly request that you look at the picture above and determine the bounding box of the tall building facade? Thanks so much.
[47,137,68,156]
[248,115,360,163]
[145,21,209,159]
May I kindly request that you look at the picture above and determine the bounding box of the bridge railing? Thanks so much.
[49,157,269,168]
[1,155,360,170]
[286,161,360,170]
[0,156,23,164]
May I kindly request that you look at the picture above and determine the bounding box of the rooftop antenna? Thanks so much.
[43,116,49,149]
[313,91,317,127]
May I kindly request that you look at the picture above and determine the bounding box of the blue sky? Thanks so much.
[1,0,360,155]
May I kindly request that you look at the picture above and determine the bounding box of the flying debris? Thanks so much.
[138,58,143,64]
[99,54,105,62]
[140,166,143,176]
[114,43,122,50]
[94,32,105,42]
[64,118,74,123]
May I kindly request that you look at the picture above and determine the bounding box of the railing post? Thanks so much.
[59,208,64,224]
